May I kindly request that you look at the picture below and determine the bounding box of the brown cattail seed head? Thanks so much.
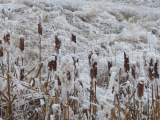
[3,31,10,44]
[55,36,61,53]
[137,82,144,98]
[131,65,136,79]
[108,61,112,76]
[108,61,112,71]
[0,47,3,57]
[83,109,88,119]
[72,34,76,43]
[72,57,79,77]
[48,56,57,71]
[124,52,130,72]
[154,60,159,78]
[0,40,3,57]
[67,71,71,81]
[20,68,24,81]
[88,52,92,66]
[90,69,93,79]
[38,23,42,35]
[149,58,154,81]
[92,62,97,79]
[20,36,24,52]
[126,86,130,94]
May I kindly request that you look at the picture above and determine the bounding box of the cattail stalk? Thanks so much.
[156,86,159,119]
[116,94,121,119]
[0,41,4,76]
[20,68,24,81]
[152,85,155,119]
[147,82,150,120]
[4,32,13,120]
[127,86,131,120]
[38,16,42,82]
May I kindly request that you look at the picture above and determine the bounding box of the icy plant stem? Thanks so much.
[140,101,142,120]
[147,82,150,120]
[22,57,23,66]
[7,51,13,120]
[1,60,4,76]
[39,35,42,82]
[36,63,43,78]
[94,81,97,118]
[137,101,139,120]
[152,85,154,119]
[116,94,121,119]
[133,82,136,120]
[68,105,69,120]
[127,87,130,120]
[45,95,51,120]
[156,85,158,119]
[14,57,19,77]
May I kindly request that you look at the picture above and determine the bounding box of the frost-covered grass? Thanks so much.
[0,0,160,120]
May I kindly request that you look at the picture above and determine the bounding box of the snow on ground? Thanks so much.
[0,0,160,119]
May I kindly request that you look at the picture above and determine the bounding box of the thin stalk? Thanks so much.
[7,51,13,120]
[1,61,4,76]
[147,82,150,120]
[39,35,41,83]
[116,94,121,119]
[152,85,154,119]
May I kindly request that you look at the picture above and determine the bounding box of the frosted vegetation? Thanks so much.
[0,0,160,120]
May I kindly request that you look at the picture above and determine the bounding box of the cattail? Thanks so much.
[112,86,114,93]
[83,109,88,119]
[126,86,130,94]
[3,31,10,44]
[90,69,93,79]
[118,68,122,78]
[90,61,97,79]
[67,71,71,81]
[55,75,61,86]
[92,62,97,79]
[20,36,24,52]
[0,40,3,57]
[131,65,136,79]
[124,52,130,72]
[0,47,3,57]
[108,61,112,71]
[20,68,24,81]
[88,52,92,65]
[149,58,154,81]
[78,80,83,88]
[38,23,42,35]
[108,61,112,76]
[137,82,144,98]
[48,56,57,71]
[55,36,61,53]
[72,34,76,43]
[48,60,54,71]
[154,60,159,78]
[72,57,79,77]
